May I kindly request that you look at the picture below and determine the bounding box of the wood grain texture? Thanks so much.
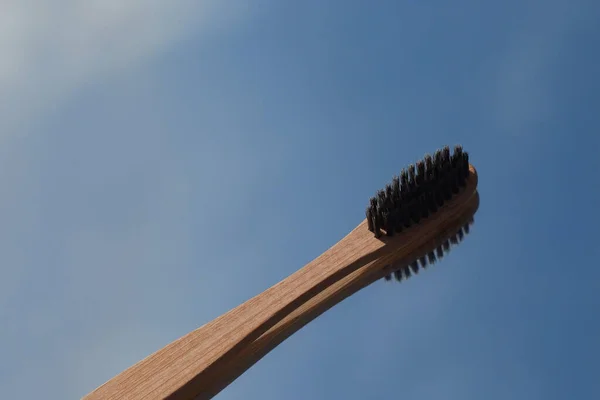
[83,166,479,400]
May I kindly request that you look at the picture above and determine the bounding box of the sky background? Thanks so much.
[1,1,599,399]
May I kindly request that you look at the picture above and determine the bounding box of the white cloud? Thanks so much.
[0,0,247,137]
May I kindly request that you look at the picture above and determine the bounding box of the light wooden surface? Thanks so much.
[83,166,479,400]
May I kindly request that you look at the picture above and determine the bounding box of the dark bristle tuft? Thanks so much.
[428,252,437,264]
[366,207,374,232]
[366,145,471,237]
[442,239,450,252]
[410,261,419,274]
[436,247,444,258]
[442,146,451,164]
[382,217,475,284]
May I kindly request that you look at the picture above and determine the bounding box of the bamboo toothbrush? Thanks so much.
[84,145,480,400]
[202,191,479,399]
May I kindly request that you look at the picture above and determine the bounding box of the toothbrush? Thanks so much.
[84,145,479,399]
[202,191,479,399]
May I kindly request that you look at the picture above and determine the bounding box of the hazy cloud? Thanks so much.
[0,0,246,137]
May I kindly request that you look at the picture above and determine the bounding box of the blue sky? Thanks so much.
[1,1,599,399]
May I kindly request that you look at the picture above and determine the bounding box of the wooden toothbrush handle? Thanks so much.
[196,191,480,399]
[85,166,478,400]
[186,165,479,399]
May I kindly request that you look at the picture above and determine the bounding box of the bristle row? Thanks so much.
[382,217,474,282]
[366,145,469,238]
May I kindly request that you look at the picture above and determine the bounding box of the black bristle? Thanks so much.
[463,223,470,234]
[436,246,444,258]
[383,218,475,284]
[393,270,403,281]
[442,239,450,252]
[385,184,393,203]
[392,176,401,202]
[366,145,471,237]
[408,164,416,186]
[416,161,425,185]
[366,206,374,232]
[441,146,451,165]
[424,155,434,181]
[428,252,437,264]
[365,145,476,284]
[400,169,409,193]
[410,261,420,274]
[419,195,430,219]
[377,190,386,209]
[434,150,443,167]
[453,145,463,165]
